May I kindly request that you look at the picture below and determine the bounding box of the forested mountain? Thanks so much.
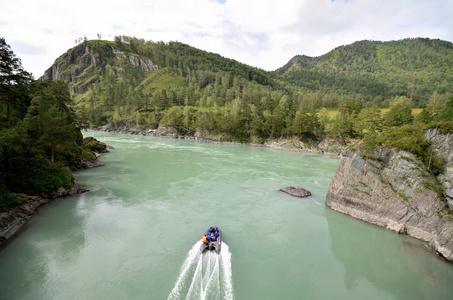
[41,37,453,121]
[40,37,282,127]
[275,38,453,107]
[38,36,452,149]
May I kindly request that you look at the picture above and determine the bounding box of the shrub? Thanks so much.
[0,185,26,209]
[378,125,444,175]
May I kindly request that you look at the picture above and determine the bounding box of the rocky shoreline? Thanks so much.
[92,123,351,159]
[326,129,453,262]
[0,184,88,247]
[0,138,109,248]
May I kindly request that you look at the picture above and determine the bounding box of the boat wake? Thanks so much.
[168,241,233,300]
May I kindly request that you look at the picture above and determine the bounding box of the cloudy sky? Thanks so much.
[1,0,452,78]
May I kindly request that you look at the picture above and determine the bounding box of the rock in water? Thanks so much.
[280,186,312,198]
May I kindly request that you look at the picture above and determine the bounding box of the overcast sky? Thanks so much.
[1,0,452,78]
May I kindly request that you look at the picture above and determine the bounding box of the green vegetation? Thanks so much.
[275,38,453,108]
[0,37,93,209]
[46,37,451,133]
[377,125,445,175]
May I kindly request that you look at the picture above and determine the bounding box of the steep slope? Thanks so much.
[40,38,277,93]
[40,40,158,93]
[276,38,453,106]
[39,37,281,126]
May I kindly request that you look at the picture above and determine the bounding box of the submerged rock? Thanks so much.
[280,186,312,198]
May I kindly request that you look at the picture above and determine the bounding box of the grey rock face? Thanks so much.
[425,128,453,210]
[40,44,158,93]
[326,146,453,262]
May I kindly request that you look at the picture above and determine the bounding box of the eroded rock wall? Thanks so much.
[40,43,158,93]
[426,128,453,209]
[326,145,453,261]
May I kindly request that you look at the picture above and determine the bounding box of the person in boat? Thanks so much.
[202,234,209,245]
[210,232,217,242]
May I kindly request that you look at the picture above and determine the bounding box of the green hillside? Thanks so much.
[41,37,281,125]
[39,36,453,146]
[275,38,453,107]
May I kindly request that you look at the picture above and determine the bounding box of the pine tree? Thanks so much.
[0,37,32,126]
[361,125,378,175]
[39,106,76,162]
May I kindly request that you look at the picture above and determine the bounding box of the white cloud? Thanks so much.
[1,0,451,77]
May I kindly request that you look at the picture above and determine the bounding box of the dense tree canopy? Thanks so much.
[0,37,89,208]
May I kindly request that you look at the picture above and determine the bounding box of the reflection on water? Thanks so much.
[327,210,452,300]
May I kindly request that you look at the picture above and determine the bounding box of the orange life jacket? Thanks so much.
[202,235,207,243]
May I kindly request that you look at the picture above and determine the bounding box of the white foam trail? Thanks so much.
[220,243,233,300]
[168,242,201,300]
[168,241,234,300]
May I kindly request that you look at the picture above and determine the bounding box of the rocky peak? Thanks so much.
[39,42,159,93]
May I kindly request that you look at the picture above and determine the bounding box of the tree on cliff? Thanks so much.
[361,125,378,175]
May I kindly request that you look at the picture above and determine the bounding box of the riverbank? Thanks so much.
[0,184,87,247]
[92,124,352,159]
[0,138,109,248]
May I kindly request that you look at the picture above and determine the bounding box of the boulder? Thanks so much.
[280,186,312,198]
[83,136,108,153]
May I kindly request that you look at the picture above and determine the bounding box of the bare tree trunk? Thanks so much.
[6,94,11,125]
[364,155,368,175]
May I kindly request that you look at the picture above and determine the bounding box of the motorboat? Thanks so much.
[200,227,222,253]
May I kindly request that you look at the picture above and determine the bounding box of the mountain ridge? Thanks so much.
[274,38,453,106]
[40,37,453,109]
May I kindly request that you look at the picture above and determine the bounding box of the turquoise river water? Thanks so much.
[0,131,452,299]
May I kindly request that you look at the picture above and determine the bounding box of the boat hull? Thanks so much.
[200,229,222,253]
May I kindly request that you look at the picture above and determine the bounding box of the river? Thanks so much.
[0,131,452,299]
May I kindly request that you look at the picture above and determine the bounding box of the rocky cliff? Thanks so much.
[326,130,453,261]
[426,128,453,208]
[39,42,158,93]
